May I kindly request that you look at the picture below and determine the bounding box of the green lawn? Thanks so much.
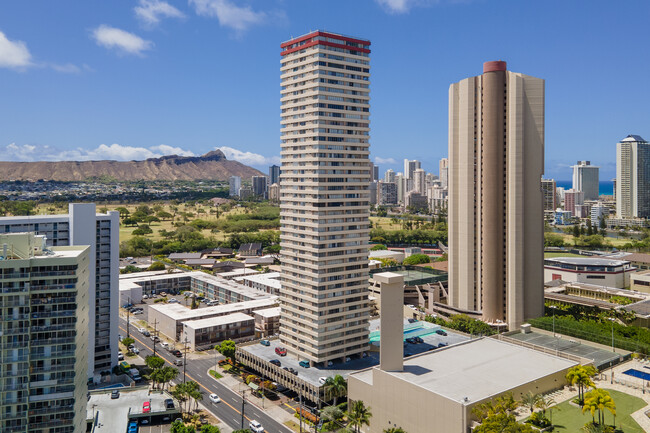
[549,389,646,433]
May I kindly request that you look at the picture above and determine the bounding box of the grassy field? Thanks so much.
[549,389,646,433]
[551,232,639,248]
[370,216,402,230]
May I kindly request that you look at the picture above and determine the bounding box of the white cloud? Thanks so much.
[189,0,267,31]
[217,146,280,166]
[374,156,397,164]
[0,30,32,69]
[1,143,194,162]
[91,25,153,56]
[375,0,436,14]
[135,0,185,26]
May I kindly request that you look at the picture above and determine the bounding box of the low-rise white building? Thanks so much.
[183,313,256,351]
[235,272,281,295]
[544,257,636,288]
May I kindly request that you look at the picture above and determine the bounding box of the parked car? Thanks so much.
[160,342,169,349]
[407,318,418,323]
[142,330,150,337]
[405,337,416,344]
[133,310,143,315]
[111,390,120,399]
[168,298,179,304]
[435,329,447,336]
[209,393,221,403]
[260,339,270,346]
[128,421,138,433]
[249,420,264,433]
[269,359,281,366]
[174,359,183,367]
[289,368,298,375]
[131,347,140,355]
[118,334,124,342]
[151,336,160,343]
[275,347,287,356]
[299,360,310,368]
[118,352,124,361]
[414,336,424,344]
[318,377,327,385]
[142,402,151,413]
[164,398,174,410]
[138,327,145,334]
[172,349,182,358]
[437,342,448,348]
[142,294,149,300]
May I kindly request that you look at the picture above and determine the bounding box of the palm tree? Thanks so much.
[583,389,616,426]
[321,405,344,431]
[566,366,595,405]
[159,366,179,391]
[536,395,559,425]
[581,422,608,433]
[520,391,542,414]
[383,428,406,433]
[346,400,372,433]
[324,375,348,405]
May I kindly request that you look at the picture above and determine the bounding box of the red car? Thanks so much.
[275,347,287,356]
[143,401,151,413]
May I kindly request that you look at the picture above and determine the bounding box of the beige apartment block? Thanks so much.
[0,233,89,433]
[448,61,545,329]
[279,31,372,365]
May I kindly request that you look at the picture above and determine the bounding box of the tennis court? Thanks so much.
[506,331,622,369]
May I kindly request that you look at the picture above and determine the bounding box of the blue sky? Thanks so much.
[0,0,648,181]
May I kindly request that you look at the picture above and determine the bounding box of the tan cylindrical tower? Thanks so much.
[480,60,507,322]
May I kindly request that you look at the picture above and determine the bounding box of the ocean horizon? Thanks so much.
[555,180,614,196]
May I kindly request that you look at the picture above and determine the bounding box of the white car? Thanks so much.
[318,377,327,385]
[249,420,264,433]
[118,352,124,361]
[160,342,169,349]
[138,327,146,334]
[131,347,140,355]
[209,393,221,403]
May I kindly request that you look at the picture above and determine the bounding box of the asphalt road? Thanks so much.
[119,316,292,433]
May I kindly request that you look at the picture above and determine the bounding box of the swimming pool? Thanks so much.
[369,322,441,343]
[623,369,650,381]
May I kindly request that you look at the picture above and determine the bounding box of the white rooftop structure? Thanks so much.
[183,312,255,330]
[352,338,576,404]
[253,306,281,318]
[217,268,260,279]
[148,297,278,321]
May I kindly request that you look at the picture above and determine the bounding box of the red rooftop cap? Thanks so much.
[483,60,507,73]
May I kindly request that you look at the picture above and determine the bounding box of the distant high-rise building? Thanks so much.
[269,164,281,185]
[405,191,428,212]
[572,160,599,200]
[279,30,371,365]
[565,189,585,217]
[252,175,268,198]
[369,162,379,182]
[384,169,395,183]
[395,173,405,204]
[0,203,119,379]
[369,181,377,205]
[439,158,449,189]
[229,176,241,197]
[268,183,280,203]
[239,186,253,200]
[616,135,650,219]
[591,203,608,227]
[541,179,557,212]
[403,159,421,181]
[413,168,426,194]
[377,181,397,205]
[449,60,545,329]
[0,232,89,433]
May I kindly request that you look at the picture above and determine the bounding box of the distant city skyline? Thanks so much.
[1,1,648,180]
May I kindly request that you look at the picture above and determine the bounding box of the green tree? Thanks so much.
[370,244,388,251]
[159,366,179,391]
[544,233,565,247]
[146,355,165,370]
[384,428,406,433]
[403,253,430,265]
[473,413,534,433]
[566,365,596,405]
[324,374,348,406]
[215,340,236,363]
[200,426,220,433]
[115,207,130,218]
[122,337,134,350]
[171,419,196,433]
[573,224,581,238]
[321,405,344,431]
[520,391,542,414]
[148,261,166,271]
[346,400,372,433]
[582,388,616,426]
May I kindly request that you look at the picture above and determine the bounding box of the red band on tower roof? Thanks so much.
[483,61,507,73]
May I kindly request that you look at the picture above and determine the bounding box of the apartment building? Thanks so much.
[616,135,650,219]
[0,233,89,433]
[541,178,556,212]
[0,203,118,379]
[572,160,600,200]
[229,176,241,197]
[279,30,371,365]
[448,61,545,329]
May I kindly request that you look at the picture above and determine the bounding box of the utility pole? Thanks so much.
[299,393,303,433]
[126,297,131,339]
[182,336,189,384]
[241,390,246,430]
[152,319,158,357]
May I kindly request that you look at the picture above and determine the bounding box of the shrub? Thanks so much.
[403,253,431,265]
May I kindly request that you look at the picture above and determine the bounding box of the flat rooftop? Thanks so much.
[184,312,254,330]
[353,338,577,404]
[217,268,260,278]
[240,318,469,387]
[149,297,278,321]
[87,387,178,433]
[545,257,631,267]
[254,306,281,318]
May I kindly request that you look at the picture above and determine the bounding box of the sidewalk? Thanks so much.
[209,364,298,429]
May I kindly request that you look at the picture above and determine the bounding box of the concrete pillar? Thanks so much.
[375,272,405,372]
